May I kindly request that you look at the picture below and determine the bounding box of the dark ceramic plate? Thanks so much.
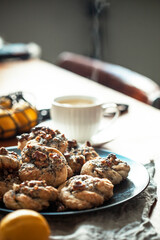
[0,147,150,216]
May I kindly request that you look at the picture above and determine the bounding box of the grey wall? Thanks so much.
[0,0,160,85]
[0,0,92,61]
[103,0,160,85]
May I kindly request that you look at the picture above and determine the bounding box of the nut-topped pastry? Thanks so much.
[81,153,130,185]
[0,147,21,200]
[19,143,68,187]
[0,147,20,170]
[3,180,58,211]
[58,175,113,210]
[64,141,99,174]
[17,126,68,153]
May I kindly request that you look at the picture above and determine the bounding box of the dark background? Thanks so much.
[0,0,160,84]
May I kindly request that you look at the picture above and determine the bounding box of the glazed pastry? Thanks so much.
[64,141,99,174]
[0,147,21,200]
[19,143,68,187]
[17,126,68,153]
[81,153,130,185]
[3,180,58,211]
[58,175,113,210]
[0,147,20,170]
[0,171,20,201]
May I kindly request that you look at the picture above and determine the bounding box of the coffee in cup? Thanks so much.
[50,95,119,143]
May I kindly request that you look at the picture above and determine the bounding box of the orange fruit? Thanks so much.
[12,103,38,133]
[0,109,17,138]
[0,209,50,240]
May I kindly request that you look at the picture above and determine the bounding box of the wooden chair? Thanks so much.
[56,52,160,109]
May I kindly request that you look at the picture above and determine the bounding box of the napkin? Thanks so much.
[48,161,160,240]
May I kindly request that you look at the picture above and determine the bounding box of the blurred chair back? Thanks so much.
[56,52,160,109]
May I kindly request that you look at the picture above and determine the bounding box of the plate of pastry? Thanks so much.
[0,126,150,215]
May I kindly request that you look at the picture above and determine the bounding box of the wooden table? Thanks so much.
[0,59,160,234]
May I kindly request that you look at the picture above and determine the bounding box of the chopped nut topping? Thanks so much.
[0,147,8,155]
[32,150,47,162]
[73,180,85,191]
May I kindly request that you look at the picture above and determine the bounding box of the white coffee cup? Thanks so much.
[50,95,119,143]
